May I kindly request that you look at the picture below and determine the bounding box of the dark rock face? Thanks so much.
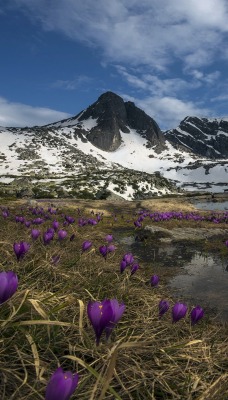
[73,91,165,152]
[125,101,164,146]
[164,116,228,158]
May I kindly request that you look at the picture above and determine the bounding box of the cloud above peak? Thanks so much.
[7,0,228,70]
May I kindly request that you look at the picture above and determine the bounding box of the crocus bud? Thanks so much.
[13,241,30,261]
[105,234,113,242]
[134,220,141,228]
[120,260,127,273]
[24,221,31,228]
[45,367,79,400]
[43,231,54,245]
[190,305,204,325]
[123,253,134,265]
[65,215,75,224]
[99,245,108,258]
[150,275,159,287]
[52,220,59,231]
[32,217,44,225]
[172,302,188,323]
[107,244,116,253]
[158,300,169,317]
[131,263,140,275]
[31,229,40,240]
[0,271,18,304]
[82,241,92,252]
[58,230,67,241]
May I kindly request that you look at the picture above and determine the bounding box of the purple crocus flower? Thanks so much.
[172,302,188,323]
[2,210,9,218]
[0,271,18,304]
[13,241,30,261]
[15,216,25,223]
[45,367,79,400]
[120,260,127,273]
[32,217,44,225]
[43,231,54,245]
[82,241,92,252]
[78,218,87,227]
[107,244,116,253]
[88,218,98,225]
[190,305,204,325]
[58,230,67,241]
[99,245,108,258]
[225,240,228,247]
[24,220,31,228]
[65,215,75,224]
[150,275,159,287]
[130,263,140,275]
[134,220,141,228]
[105,299,126,340]
[52,220,59,231]
[123,253,134,265]
[31,229,40,240]
[158,300,169,317]
[87,299,125,345]
[105,234,113,242]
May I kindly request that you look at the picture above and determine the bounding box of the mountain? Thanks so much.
[165,116,228,158]
[0,92,227,199]
[50,91,165,152]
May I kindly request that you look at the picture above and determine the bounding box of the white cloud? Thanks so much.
[121,94,210,130]
[6,0,228,70]
[184,69,220,84]
[116,66,201,96]
[0,97,71,127]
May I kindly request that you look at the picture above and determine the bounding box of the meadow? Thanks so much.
[0,197,227,400]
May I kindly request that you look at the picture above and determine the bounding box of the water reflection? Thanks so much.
[119,235,228,321]
[192,199,228,211]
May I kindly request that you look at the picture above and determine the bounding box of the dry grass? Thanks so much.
[0,198,227,399]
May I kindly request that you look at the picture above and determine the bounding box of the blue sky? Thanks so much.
[0,0,228,130]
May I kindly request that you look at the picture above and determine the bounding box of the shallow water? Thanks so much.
[119,235,228,321]
[168,252,228,322]
[192,199,228,211]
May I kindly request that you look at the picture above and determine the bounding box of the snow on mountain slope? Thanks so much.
[0,91,228,198]
[0,125,178,199]
[0,123,227,196]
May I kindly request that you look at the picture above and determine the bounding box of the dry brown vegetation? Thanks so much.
[0,197,227,399]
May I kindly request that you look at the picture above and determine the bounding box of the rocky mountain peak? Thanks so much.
[164,116,228,158]
[75,91,165,152]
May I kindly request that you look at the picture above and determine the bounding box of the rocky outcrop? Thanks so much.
[63,91,165,152]
[125,101,165,149]
[144,225,228,241]
[164,116,228,158]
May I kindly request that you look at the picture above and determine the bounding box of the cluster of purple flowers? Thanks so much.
[158,300,204,325]
[120,253,140,275]
[1,204,213,399]
[131,209,228,225]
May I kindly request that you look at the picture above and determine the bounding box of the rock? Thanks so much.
[165,116,228,158]
[78,91,165,152]
[144,225,228,241]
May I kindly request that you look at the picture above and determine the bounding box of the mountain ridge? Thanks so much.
[0,91,227,199]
